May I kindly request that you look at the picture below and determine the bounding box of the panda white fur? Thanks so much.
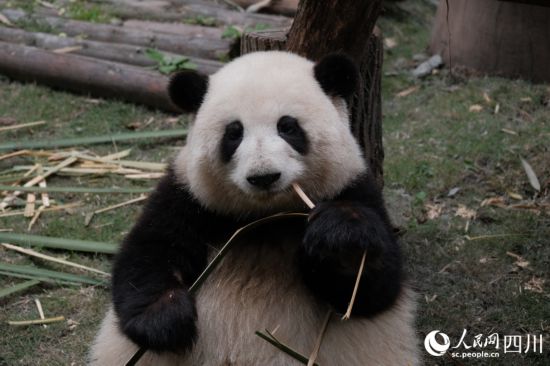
[89,51,420,366]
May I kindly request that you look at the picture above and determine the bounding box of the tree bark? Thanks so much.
[430,0,550,82]
[240,29,287,53]
[0,27,222,75]
[242,0,385,187]
[2,8,234,60]
[0,41,179,113]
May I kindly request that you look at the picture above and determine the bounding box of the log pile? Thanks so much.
[0,0,293,111]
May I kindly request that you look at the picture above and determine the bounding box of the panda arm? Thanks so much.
[300,174,403,317]
[112,167,235,353]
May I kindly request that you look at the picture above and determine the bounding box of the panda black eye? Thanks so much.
[225,120,243,141]
[277,116,299,135]
[277,116,309,155]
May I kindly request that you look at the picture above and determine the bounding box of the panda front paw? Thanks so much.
[116,288,197,354]
[303,201,387,265]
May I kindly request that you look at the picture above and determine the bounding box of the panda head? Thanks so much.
[169,51,367,216]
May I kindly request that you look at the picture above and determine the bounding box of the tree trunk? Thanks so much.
[240,29,287,53]
[0,41,179,113]
[242,0,385,187]
[0,27,222,75]
[2,8,234,60]
[430,0,550,82]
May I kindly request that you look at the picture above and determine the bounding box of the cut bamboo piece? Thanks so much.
[34,298,47,328]
[307,310,331,366]
[0,156,76,210]
[342,251,367,320]
[7,316,65,326]
[27,205,45,231]
[24,193,36,218]
[0,279,40,299]
[0,120,46,132]
[37,165,50,207]
[0,129,187,151]
[1,243,110,276]
[0,202,81,218]
[0,233,116,254]
[100,149,132,161]
[85,195,147,226]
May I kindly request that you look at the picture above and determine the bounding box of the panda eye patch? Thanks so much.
[220,121,243,163]
[225,121,243,141]
[277,116,309,155]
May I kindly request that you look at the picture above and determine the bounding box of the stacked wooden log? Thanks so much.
[0,0,292,112]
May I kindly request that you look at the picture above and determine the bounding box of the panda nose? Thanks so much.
[247,172,281,189]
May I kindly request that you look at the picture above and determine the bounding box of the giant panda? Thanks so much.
[89,51,419,366]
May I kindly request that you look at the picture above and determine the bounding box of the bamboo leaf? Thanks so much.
[0,279,41,299]
[520,157,541,192]
[0,129,187,151]
[0,185,151,194]
[0,233,117,254]
[0,263,106,285]
[255,330,316,365]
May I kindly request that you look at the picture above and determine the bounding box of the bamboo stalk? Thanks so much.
[0,263,105,285]
[1,243,110,276]
[0,129,187,151]
[0,185,152,194]
[37,165,50,207]
[1,157,76,210]
[0,149,31,161]
[34,298,47,328]
[307,310,331,366]
[0,279,40,299]
[292,183,315,209]
[0,233,117,254]
[27,205,45,231]
[24,193,36,218]
[341,251,366,320]
[0,120,46,132]
[7,316,65,326]
[100,149,132,160]
[85,195,147,226]
[0,202,81,218]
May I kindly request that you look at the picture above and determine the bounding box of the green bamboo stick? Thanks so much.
[0,129,187,151]
[0,233,117,254]
[0,185,152,194]
[0,263,105,285]
[0,271,82,286]
[0,279,41,299]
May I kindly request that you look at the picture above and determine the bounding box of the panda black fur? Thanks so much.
[90,51,419,365]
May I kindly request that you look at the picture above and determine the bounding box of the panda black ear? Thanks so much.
[314,53,359,99]
[168,71,208,113]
